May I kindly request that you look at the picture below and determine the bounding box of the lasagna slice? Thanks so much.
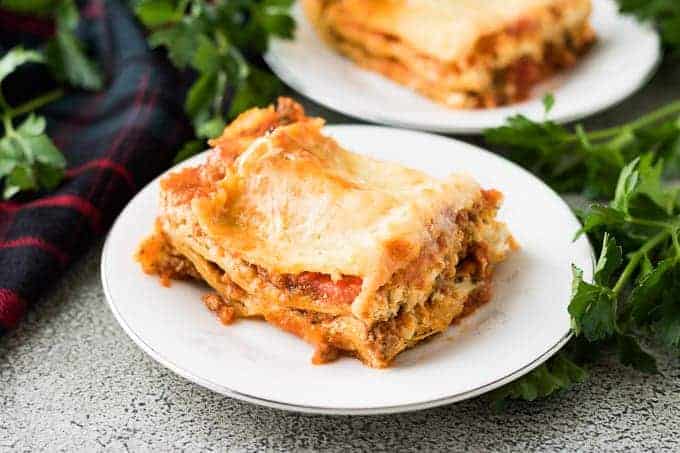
[136,98,517,368]
[304,0,595,108]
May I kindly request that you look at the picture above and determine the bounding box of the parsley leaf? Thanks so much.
[133,0,295,162]
[0,48,67,199]
[576,206,626,238]
[228,67,282,118]
[629,257,680,347]
[656,296,680,349]
[593,233,624,286]
[147,18,204,70]
[569,265,618,342]
[491,353,587,408]
[46,28,104,91]
[567,234,622,344]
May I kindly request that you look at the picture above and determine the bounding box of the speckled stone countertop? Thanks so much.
[2,61,680,452]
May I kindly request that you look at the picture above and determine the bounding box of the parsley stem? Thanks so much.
[2,113,13,133]
[627,217,676,230]
[612,230,671,295]
[566,100,680,143]
[9,88,64,119]
[671,230,680,258]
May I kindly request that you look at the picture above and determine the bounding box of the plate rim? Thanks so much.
[264,0,661,134]
[101,124,593,415]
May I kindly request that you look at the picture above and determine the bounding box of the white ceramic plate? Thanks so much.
[264,0,660,133]
[102,126,594,415]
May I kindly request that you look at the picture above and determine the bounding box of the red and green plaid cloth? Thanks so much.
[0,0,192,334]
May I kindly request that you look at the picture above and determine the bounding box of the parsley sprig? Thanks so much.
[0,48,66,199]
[489,100,680,407]
[573,155,680,351]
[131,0,295,162]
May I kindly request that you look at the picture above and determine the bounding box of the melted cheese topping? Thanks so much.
[189,120,481,317]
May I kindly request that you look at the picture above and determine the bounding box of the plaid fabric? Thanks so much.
[0,0,192,334]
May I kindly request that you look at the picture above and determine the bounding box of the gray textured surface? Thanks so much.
[2,60,680,452]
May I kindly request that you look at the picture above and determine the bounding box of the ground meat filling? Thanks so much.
[263,270,363,306]
[257,201,496,308]
[286,273,363,305]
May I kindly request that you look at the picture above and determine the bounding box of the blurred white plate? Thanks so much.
[265,0,660,133]
[102,126,594,415]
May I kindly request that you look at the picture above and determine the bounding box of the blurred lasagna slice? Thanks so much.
[136,98,517,368]
[304,0,595,108]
